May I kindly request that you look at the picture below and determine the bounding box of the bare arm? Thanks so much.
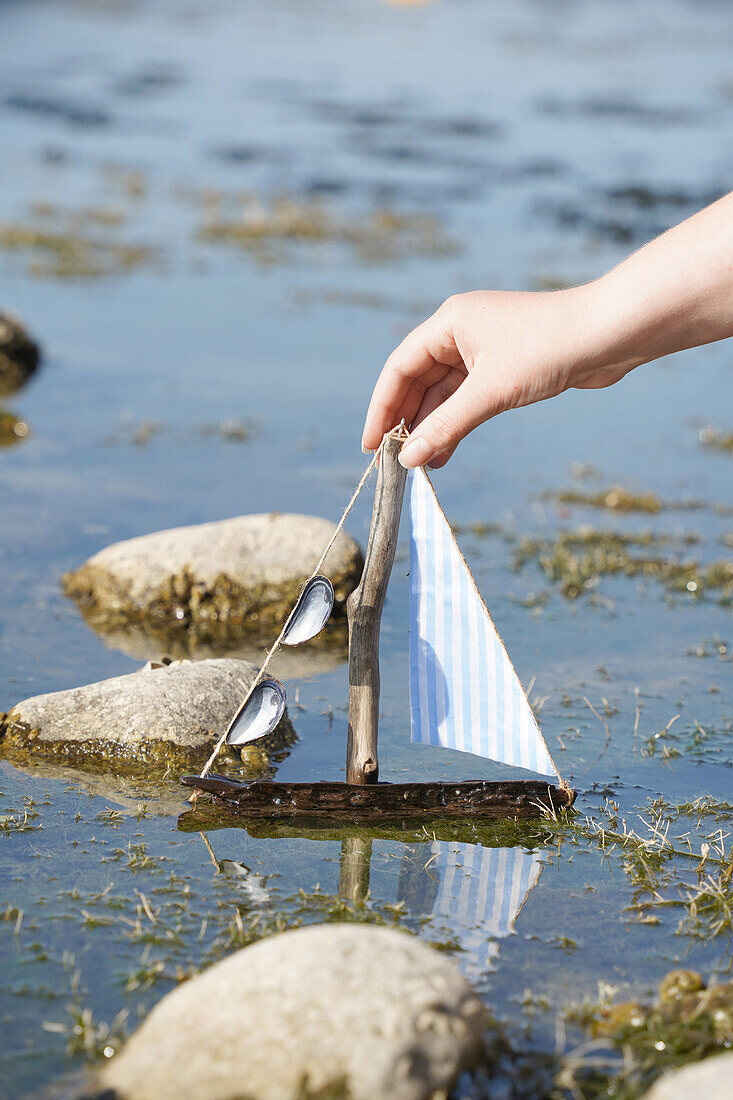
[362,191,733,469]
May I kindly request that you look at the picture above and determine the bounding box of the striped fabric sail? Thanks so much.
[408,467,558,778]
[397,841,543,972]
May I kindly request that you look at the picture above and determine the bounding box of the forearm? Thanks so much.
[584,190,733,381]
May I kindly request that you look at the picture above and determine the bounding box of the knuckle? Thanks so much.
[427,407,461,449]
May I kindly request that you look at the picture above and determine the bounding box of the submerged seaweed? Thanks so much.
[0,207,155,279]
[198,192,456,264]
[513,528,732,601]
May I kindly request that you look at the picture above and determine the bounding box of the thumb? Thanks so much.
[398,377,484,469]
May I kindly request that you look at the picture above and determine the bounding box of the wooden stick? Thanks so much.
[345,433,407,785]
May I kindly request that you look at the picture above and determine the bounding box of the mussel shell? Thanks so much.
[281,575,335,646]
[226,677,286,746]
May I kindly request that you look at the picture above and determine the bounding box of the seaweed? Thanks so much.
[513,527,731,601]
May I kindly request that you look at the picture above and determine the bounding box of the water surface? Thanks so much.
[0,1,731,1096]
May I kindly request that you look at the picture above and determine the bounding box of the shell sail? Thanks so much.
[408,467,559,779]
[281,576,334,646]
[226,677,287,746]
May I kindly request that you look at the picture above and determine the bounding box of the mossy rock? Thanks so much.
[63,513,364,637]
[0,657,296,775]
[0,311,40,398]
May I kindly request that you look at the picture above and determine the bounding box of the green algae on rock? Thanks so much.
[0,311,40,398]
[0,658,296,774]
[63,513,364,640]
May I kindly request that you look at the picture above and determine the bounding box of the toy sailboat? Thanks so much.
[183,428,574,819]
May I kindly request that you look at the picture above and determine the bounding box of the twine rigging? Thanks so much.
[196,435,389,783]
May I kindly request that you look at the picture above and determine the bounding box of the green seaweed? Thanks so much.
[198,192,456,265]
[0,221,154,279]
[513,527,731,601]
[559,969,733,1099]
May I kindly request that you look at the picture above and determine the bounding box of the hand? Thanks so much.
[362,285,634,469]
[361,190,733,468]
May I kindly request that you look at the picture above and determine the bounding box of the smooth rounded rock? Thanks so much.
[0,311,41,397]
[93,924,486,1100]
[642,1052,733,1100]
[63,513,363,640]
[0,657,295,772]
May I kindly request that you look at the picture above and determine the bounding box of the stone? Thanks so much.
[0,657,295,773]
[642,1052,733,1100]
[63,513,363,641]
[0,311,40,398]
[92,924,486,1100]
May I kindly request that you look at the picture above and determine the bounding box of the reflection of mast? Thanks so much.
[338,836,373,904]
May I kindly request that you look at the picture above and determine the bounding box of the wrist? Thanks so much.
[565,275,652,387]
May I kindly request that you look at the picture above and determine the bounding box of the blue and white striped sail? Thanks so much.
[397,841,543,974]
[408,467,559,779]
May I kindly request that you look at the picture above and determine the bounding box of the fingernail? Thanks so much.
[361,443,370,455]
[399,436,436,469]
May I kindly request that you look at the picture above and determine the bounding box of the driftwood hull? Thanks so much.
[181,774,575,822]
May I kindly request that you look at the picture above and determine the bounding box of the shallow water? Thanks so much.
[0,0,731,1096]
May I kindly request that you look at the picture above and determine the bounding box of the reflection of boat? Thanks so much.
[199,832,272,906]
[192,821,543,975]
[184,429,574,818]
[398,841,542,974]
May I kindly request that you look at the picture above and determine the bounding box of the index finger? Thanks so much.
[361,314,456,450]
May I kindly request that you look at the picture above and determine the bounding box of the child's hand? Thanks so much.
[362,286,632,469]
[362,191,733,468]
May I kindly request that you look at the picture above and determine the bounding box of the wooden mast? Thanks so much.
[345,431,407,785]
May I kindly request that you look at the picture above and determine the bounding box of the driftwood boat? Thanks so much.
[183,427,575,820]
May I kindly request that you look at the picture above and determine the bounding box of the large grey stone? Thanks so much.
[0,657,295,772]
[642,1052,733,1100]
[63,513,363,640]
[0,311,40,397]
[94,924,486,1100]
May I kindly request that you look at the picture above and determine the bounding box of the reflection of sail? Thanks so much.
[398,840,543,972]
[408,467,559,778]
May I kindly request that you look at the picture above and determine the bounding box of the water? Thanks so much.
[0,0,731,1096]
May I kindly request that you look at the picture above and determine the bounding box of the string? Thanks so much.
[196,434,390,784]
